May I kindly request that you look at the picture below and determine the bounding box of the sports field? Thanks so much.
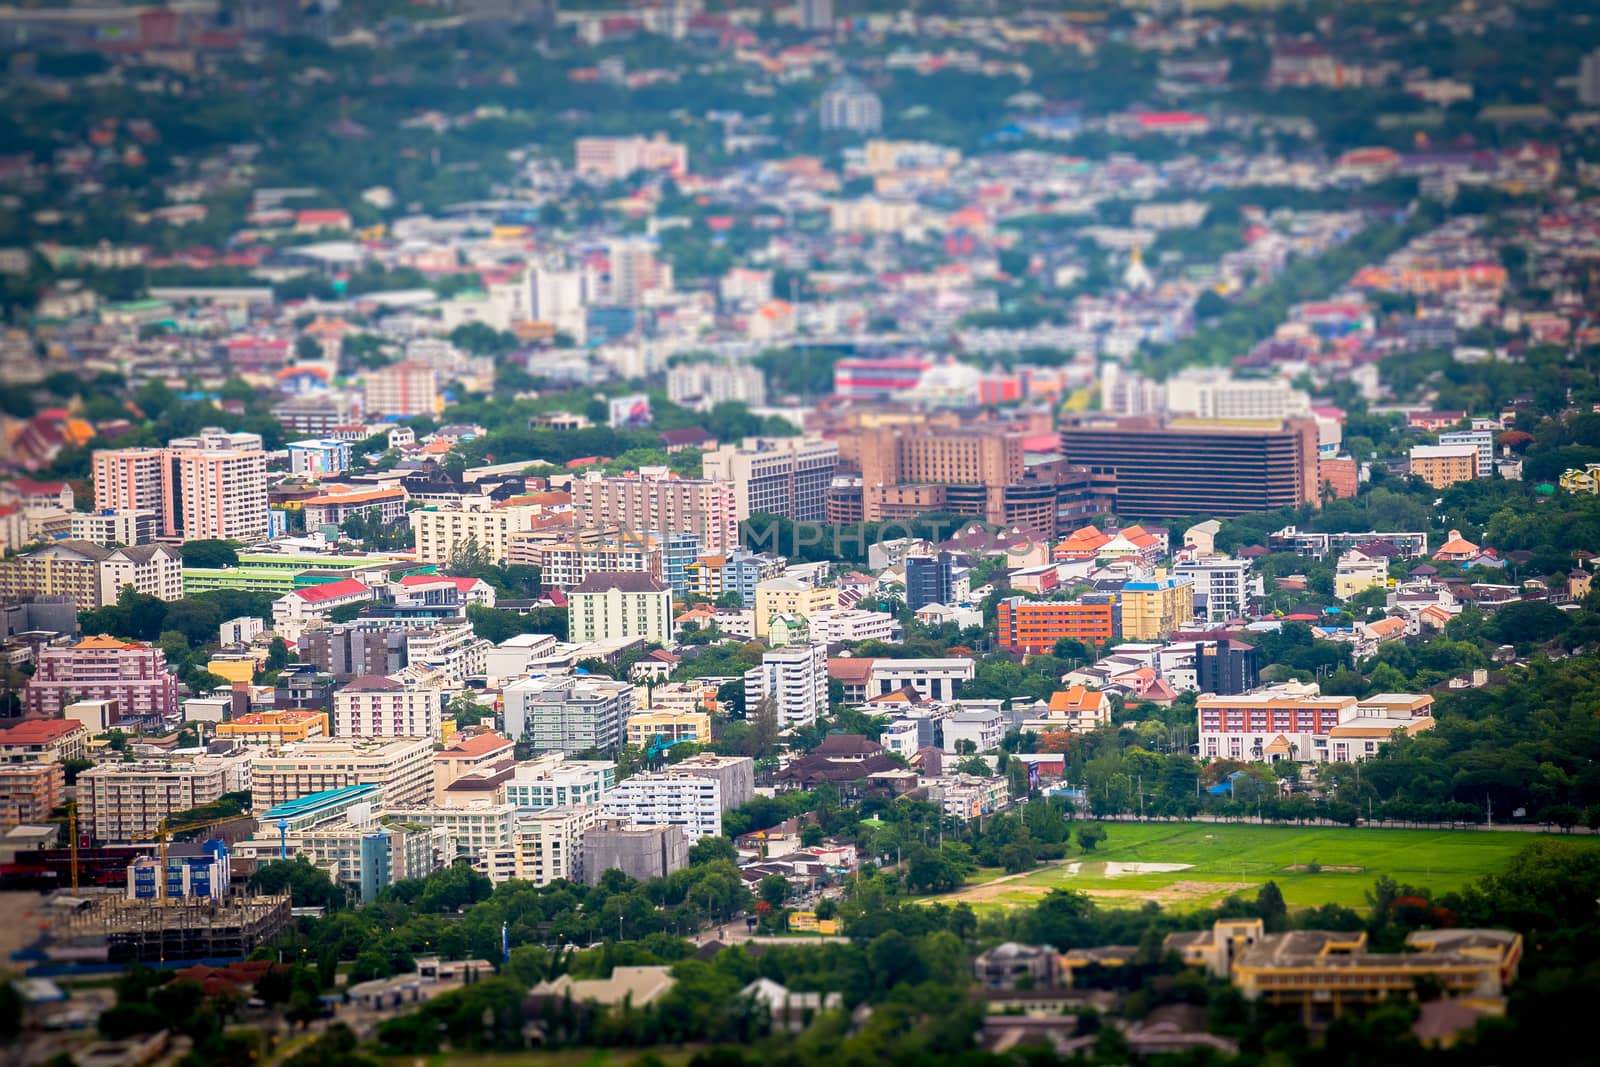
[927,823,1600,913]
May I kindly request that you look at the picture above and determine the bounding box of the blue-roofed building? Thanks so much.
[262,784,384,834]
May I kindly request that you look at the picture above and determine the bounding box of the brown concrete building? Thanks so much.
[1058,416,1322,519]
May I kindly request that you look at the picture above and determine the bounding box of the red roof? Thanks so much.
[292,579,371,603]
[7,477,67,495]
[438,732,513,758]
[0,719,86,744]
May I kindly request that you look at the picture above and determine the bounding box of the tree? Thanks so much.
[265,637,290,672]
[1076,825,1107,852]
[179,539,239,568]
[1256,881,1289,932]
[758,875,791,909]
[248,855,342,910]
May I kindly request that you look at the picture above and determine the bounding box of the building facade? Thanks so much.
[569,472,739,554]
[23,636,180,725]
[743,643,829,727]
[332,676,442,740]
[249,738,435,809]
[568,573,674,647]
[703,437,840,522]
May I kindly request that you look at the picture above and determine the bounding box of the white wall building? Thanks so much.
[744,642,828,728]
[601,773,722,839]
[501,754,617,809]
[332,676,442,740]
[1173,555,1252,623]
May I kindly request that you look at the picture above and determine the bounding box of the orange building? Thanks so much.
[996,597,1115,653]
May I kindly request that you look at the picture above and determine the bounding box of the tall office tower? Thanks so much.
[702,437,840,522]
[1058,416,1321,519]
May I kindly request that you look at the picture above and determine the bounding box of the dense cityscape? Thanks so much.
[1,1,1599,1065]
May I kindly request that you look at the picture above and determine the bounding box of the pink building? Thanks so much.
[363,361,438,419]
[574,134,688,181]
[24,636,180,727]
[93,445,268,542]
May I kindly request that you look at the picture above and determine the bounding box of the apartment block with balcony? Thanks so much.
[570,471,738,554]
[23,636,180,726]
[513,805,597,886]
[80,747,252,843]
[703,437,840,523]
[0,762,64,829]
[601,773,722,839]
[996,596,1116,654]
[744,643,828,727]
[501,675,633,753]
[250,738,435,809]
[568,573,674,648]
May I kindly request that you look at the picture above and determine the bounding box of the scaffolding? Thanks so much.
[54,893,292,963]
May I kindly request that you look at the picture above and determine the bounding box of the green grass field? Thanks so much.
[929,823,1600,913]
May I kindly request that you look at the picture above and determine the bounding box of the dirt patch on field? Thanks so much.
[1282,864,1363,873]
[930,876,1252,910]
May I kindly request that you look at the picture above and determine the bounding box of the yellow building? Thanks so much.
[1166,920,1520,1025]
[1560,464,1600,494]
[1333,549,1389,600]
[1409,445,1478,488]
[753,577,838,638]
[1117,570,1195,640]
[625,710,712,748]
[213,709,330,747]
[206,654,258,684]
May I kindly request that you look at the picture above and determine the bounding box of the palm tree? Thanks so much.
[1287,742,1300,762]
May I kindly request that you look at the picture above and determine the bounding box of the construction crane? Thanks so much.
[645,733,688,769]
[68,800,79,894]
[135,815,238,905]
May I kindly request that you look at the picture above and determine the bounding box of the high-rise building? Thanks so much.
[364,360,438,419]
[904,553,954,611]
[520,527,664,591]
[568,573,674,648]
[996,597,1116,654]
[165,446,270,542]
[501,675,634,753]
[1580,48,1600,107]
[581,818,689,884]
[24,635,180,725]
[574,134,688,182]
[80,747,252,843]
[94,442,269,543]
[409,500,540,565]
[607,239,670,307]
[799,0,834,32]
[820,76,880,132]
[571,471,739,553]
[250,738,435,809]
[332,676,443,740]
[297,623,409,680]
[1058,416,1321,519]
[69,509,158,547]
[0,763,64,830]
[685,549,787,608]
[1173,556,1252,623]
[601,773,721,839]
[1437,430,1494,478]
[513,806,597,886]
[524,263,588,341]
[1408,445,1478,488]
[1119,570,1195,641]
[666,363,767,408]
[744,642,828,727]
[703,437,840,522]
[0,541,181,612]
[501,753,617,809]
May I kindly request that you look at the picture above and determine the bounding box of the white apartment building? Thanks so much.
[1173,555,1253,623]
[807,609,896,645]
[409,500,539,566]
[666,362,767,407]
[601,773,722,839]
[513,806,597,886]
[385,803,519,877]
[568,573,674,648]
[80,748,253,843]
[332,676,442,740]
[1163,368,1311,422]
[703,437,840,523]
[744,642,828,727]
[250,738,434,809]
[99,545,183,605]
[501,675,633,752]
[501,754,617,809]
[943,708,1006,754]
[867,658,974,702]
[70,509,158,547]
[405,624,489,685]
[1439,429,1495,477]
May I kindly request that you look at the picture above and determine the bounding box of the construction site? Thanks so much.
[44,893,292,964]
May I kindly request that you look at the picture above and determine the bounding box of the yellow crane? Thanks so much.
[68,800,79,894]
[135,815,237,904]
